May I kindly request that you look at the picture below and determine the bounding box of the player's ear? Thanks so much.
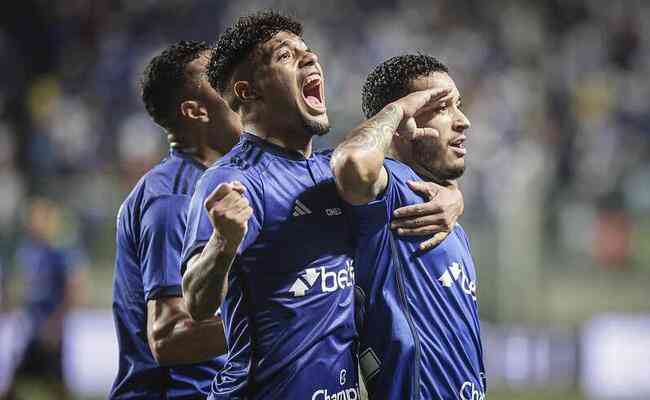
[180,100,209,123]
[233,80,258,103]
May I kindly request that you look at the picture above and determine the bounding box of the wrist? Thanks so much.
[386,102,405,121]
[207,231,239,256]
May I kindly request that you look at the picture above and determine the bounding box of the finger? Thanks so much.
[393,203,442,218]
[228,198,252,214]
[205,181,244,209]
[397,117,418,138]
[215,191,249,211]
[414,88,450,110]
[234,205,253,221]
[205,182,235,205]
[419,232,449,251]
[406,180,442,197]
[396,226,447,237]
[230,181,246,194]
[391,215,446,229]
[412,127,439,138]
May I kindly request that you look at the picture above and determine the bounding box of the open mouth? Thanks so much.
[449,136,467,156]
[301,74,326,113]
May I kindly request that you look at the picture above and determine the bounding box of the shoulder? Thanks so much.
[121,156,180,209]
[384,158,418,181]
[201,142,269,190]
[117,157,189,235]
[451,223,471,250]
[315,148,334,161]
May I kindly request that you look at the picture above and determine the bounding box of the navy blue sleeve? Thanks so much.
[138,194,188,301]
[346,165,397,237]
[180,166,263,274]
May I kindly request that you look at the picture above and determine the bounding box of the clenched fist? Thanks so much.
[204,181,253,255]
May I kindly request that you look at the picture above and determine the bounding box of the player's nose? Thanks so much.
[299,50,318,68]
[454,110,471,132]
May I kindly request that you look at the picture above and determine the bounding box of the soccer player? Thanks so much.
[181,12,464,399]
[5,197,87,400]
[331,54,486,399]
[110,41,240,399]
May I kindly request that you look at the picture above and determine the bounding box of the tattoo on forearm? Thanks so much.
[332,104,402,169]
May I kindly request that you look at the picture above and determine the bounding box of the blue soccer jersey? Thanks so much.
[16,240,85,339]
[111,149,225,399]
[350,158,486,400]
[181,133,359,399]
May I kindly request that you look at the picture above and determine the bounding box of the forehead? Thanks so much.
[409,72,459,97]
[260,31,306,53]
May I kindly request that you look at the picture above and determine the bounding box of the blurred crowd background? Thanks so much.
[1,0,649,399]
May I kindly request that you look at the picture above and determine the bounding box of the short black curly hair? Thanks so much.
[362,54,449,118]
[141,40,210,131]
[208,10,303,93]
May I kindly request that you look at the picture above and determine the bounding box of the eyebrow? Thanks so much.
[272,38,308,53]
[272,39,293,52]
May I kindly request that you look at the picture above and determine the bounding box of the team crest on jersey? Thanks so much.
[289,260,355,297]
[438,261,477,301]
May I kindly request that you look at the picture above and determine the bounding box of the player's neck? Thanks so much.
[244,122,313,158]
[390,144,444,185]
[169,129,225,167]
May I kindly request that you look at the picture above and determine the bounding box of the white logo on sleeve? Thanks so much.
[289,260,354,297]
[437,262,477,301]
[292,199,312,216]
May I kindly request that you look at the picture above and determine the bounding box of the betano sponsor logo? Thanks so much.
[438,261,477,301]
[289,260,355,297]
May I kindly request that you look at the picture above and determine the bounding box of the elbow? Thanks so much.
[332,152,380,192]
[150,338,172,366]
[148,326,175,366]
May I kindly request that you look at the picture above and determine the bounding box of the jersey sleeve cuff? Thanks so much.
[146,285,182,301]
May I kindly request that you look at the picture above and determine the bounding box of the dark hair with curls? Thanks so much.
[361,54,449,118]
[208,10,303,93]
[141,40,210,131]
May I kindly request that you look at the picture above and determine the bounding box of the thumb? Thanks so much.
[407,180,439,200]
[205,182,238,209]
[397,116,417,138]
[230,181,247,195]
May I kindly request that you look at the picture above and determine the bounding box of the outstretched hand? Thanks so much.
[391,180,464,251]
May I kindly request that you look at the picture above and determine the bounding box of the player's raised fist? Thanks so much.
[204,181,252,254]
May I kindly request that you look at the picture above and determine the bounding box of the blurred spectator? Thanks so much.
[4,197,87,400]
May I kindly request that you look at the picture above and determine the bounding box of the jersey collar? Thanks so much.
[169,149,208,170]
[241,132,308,161]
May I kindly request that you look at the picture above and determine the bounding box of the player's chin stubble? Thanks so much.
[413,138,465,181]
[303,117,330,137]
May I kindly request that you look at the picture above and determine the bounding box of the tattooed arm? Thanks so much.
[331,88,449,205]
